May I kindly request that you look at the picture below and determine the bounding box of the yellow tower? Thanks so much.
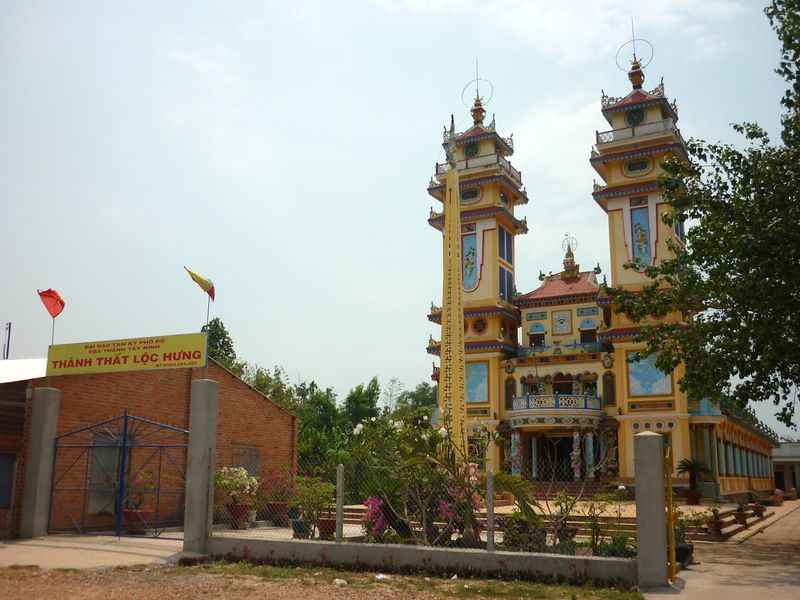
[428,90,529,469]
[592,56,690,479]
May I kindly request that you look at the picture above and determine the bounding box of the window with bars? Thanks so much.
[0,454,15,509]
[232,445,261,477]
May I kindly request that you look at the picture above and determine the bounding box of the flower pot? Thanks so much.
[122,509,154,534]
[706,519,724,537]
[317,517,336,540]
[685,489,702,505]
[753,504,766,518]
[227,502,252,530]
[291,518,311,539]
[262,501,290,526]
[733,511,748,526]
[676,542,694,568]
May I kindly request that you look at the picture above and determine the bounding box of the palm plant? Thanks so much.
[676,458,710,492]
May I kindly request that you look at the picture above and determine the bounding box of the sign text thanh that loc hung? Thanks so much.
[46,332,208,377]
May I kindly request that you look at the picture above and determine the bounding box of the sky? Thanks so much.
[1,1,794,435]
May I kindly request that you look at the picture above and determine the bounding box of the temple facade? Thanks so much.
[427,61,778,498]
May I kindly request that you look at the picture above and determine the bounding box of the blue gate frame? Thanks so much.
[48,411,189,538]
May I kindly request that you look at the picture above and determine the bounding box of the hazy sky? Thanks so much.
[2,1,794,435]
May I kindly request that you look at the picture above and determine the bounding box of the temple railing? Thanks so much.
[435,153,522,186]
[595,118,677,145]
[512,394,602,411]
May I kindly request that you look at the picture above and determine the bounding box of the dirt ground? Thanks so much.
[0,562,642,600]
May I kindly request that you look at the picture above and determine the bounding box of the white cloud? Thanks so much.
[377,0,744,65]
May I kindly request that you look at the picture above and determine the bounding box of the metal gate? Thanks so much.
[48,411,188,538]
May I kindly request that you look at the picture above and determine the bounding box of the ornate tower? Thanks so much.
[592,56,691,478]
[438,149,467,453]
[427,90,529,468]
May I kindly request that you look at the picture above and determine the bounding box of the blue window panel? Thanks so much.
[0,454,15,509]
[498,227,506,260]
[506,231,513,265]
[499,266,506,300]
[506,270,514,301]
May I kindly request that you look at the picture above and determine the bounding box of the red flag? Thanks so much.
[37,289,65,318]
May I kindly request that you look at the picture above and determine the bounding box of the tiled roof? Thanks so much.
[517,271,599,301]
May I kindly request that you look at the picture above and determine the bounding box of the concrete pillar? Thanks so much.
[19,387,60,539]
[183,379,219,554]
[634,432,668,588]
[511,431,521,476]
[585,432,595,479]
[335,464,344,543]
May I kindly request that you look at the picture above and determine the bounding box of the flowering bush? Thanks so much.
[363,496,388,540]
[215,467,260,505]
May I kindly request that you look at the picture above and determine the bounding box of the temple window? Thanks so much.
[580,329,597,344]
[553,375,573,395]
[505,377,516,410]
[529,333,545,348]
[602,372,616,406]
[499,266,513,302]
[498,226,513,264]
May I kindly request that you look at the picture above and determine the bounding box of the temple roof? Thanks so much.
[516,271,599,303]
[600,78,678,126]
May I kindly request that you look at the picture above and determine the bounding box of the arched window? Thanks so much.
[602,371,616,406]
[505,377,516,410]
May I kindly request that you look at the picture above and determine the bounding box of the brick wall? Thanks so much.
[1,361,296,538]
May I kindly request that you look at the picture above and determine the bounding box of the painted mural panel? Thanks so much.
[466,362,489,403]
[462,233,478,290]
[627,353,672,396]
[631,207,652,265]
[552,310,572,335]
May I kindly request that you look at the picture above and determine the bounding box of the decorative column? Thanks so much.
[530,435,538,480]
[690,425,697,459]
[718,438,727,476]
[585,431,595,479]
[599,431,608,475]
[571,431,582,480]
[511,430,521,476]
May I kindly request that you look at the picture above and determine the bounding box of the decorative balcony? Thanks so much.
[595,118,681,146]
[517,341,604,358]
[511,394,602,412]
[435,153,522,187]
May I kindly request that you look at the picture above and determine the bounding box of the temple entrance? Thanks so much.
[536,436,574,482]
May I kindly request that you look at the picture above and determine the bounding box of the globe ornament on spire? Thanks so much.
[614,19,654,91]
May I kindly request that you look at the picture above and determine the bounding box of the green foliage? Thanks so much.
[595,535,636,558]
[607,1,800,428]
[396,382,438,410]
[343,377,381,428]
[291,476,335,536]
[676,459,711,491]
[500,511,546,553]
[202,318,241,373]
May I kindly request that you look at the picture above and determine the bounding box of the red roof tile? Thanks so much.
[517,271,599,301]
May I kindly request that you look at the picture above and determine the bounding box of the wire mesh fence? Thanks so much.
[209,412,641,557]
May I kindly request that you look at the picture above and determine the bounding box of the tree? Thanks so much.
[343,377,381,428]
[202,317,236,363]
[382,377,405,411]
[609,1,800,428]
[397,382,438,410]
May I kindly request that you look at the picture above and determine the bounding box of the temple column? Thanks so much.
[511,431,521,476]
[571,431,582,480]
[599,430,608,475]
[702,426,712,470]
[690,425,698,460]
[718,438,727,476]
[585,431,595,479]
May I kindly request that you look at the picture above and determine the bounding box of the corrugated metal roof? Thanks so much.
[0,358,47,384]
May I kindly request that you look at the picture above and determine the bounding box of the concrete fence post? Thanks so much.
[335,464,344,543]
[20,387,60,538]
[486,469,495,552]
[183,379,219,554]
[634,431,668,588]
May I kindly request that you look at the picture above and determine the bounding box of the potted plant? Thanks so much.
[733,502,748,525]
[215,466,260,529]
[677,459,710,505]
[260,467,294,526]
[704,506,723,537]
[288,504,310,539]
[752,501,766,518]
[122,471,155,534]
[292,476,335,540]
[774,488,785,506]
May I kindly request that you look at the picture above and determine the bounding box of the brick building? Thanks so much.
[0,359,297,538]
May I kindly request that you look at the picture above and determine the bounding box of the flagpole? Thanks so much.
[205,295,210,328]
[51,317,55,346]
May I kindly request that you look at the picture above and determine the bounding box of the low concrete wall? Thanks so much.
[206,537,637,586]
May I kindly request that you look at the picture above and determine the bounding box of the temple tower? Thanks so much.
[427,93,529,469]
[592,57,691,477]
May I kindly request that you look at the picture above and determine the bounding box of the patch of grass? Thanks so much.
[167,561,643,600]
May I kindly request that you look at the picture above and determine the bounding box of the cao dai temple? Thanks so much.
[427,59,779,499]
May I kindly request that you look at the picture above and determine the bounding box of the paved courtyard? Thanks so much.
[646,503,800,600]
